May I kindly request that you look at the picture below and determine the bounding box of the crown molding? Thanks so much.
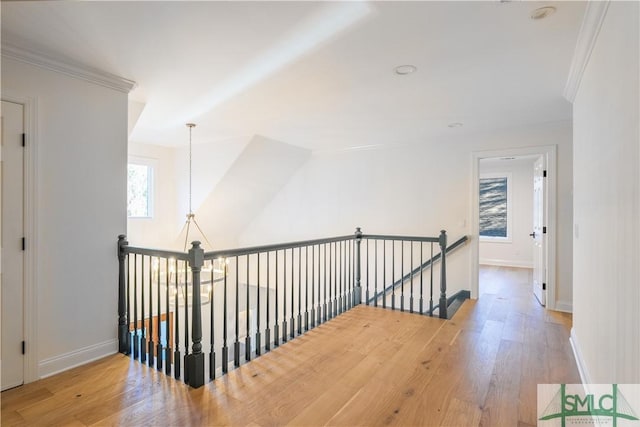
[563,0,610,103]
[1,40,137,94]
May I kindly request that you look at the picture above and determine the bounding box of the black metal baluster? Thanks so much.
[392,240,396,310]
[323,244,327,323]
[401,241,404,312]
[283,250,288,343]
[311,245,316,328]
[332,242,340,317]
[266,252,271,351]
[328,243,332,320]
[234,256,240,368]
[245,255,251,362]
[374,241,378,307]
[343,240,347,312]
[165,258,171,375]
[430,243,434,317]
[148,258,154,366]
[157,257,163,372]
[222,258,229,373]
[133,254,139,359]
[316,244,321,326]
[127,254,131,354]
[140,257,146,363]
[410,242,414,314]
[290,248,295,339]
[366,240,370,305]
[297,246,302,335]
[330,242,334,319]
[274,250,279,347]
[382,241,386,309]
[256,253,261,356]
[341,241,345,313]
[304,246,309,332]
[346,240,350,311]
[184,261,189,383]
[337,241,342,315]
[420,243,424,314]
[348,239,352,310]
[214,259,220,380]
[174,259,181,380]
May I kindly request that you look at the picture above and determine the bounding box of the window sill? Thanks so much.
[479,236,512,244]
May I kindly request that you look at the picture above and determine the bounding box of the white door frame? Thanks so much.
[2,93,39,383]
[470,145,557,310]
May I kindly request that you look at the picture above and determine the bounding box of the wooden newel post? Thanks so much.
[118,235,130,354]
[438,230,447,319]
[354,227,363,306]
[187,241,205,388]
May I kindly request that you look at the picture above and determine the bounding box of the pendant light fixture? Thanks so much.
[180,123,213,252]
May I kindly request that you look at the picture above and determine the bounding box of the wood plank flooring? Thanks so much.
[1,266,579,426]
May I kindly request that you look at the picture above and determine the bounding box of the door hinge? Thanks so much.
[542,283,547,291]
[543,170,547,177]
[543,226,547,234]
[22,341,25,355]
[22,133,26,147]
[21,237,26,251]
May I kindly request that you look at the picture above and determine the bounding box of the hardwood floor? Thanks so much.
[2,266,579,426]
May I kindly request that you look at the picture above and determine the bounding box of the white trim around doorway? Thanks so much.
[470,145,558,310]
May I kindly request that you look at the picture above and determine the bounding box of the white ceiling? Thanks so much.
[1,1,585,150]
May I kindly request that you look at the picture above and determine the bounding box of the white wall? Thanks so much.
[572,1,639,383]
[479,157,534,268]
[127,142,178,248]
[1,58,129,377]
[173,136,249,234]
[239,121,573,305]
[192,135,310,250]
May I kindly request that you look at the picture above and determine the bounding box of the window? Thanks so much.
[127,163,153,218]
[479,174,511,240]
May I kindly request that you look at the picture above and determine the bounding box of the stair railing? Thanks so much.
[117,228,458,388]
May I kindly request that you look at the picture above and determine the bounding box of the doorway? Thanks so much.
[1,100,25,391]
[477,155,540,301]
[471,146,558,310]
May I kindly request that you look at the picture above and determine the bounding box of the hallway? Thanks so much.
[1,266,579,426]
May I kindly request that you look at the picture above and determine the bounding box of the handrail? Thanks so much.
[366,235,468,305]
[361,234,440,243]
[426,289,470,317]
[122,245,189,261]
[203,234,355,259]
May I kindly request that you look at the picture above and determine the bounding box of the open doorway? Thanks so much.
[478,156,538,300]
[470,146,557,310]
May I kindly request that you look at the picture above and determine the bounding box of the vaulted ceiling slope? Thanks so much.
[1,1,585,150]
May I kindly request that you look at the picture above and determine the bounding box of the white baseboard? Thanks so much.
[554,300,573,313]
[479,259,533,269]
[570,328,592,385]
[39,339,118,379]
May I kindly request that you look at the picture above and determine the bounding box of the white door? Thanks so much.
[532,156,546,306]
[1,100,25,390]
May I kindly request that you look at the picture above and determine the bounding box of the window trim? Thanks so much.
[127,156,155,219]
[479,172,512,243]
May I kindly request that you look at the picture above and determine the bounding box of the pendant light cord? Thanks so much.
[189,124,193,215]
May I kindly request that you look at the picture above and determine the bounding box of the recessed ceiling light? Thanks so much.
[531,6,556,20]
[394,65,417,75]
[448,122,463,128]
